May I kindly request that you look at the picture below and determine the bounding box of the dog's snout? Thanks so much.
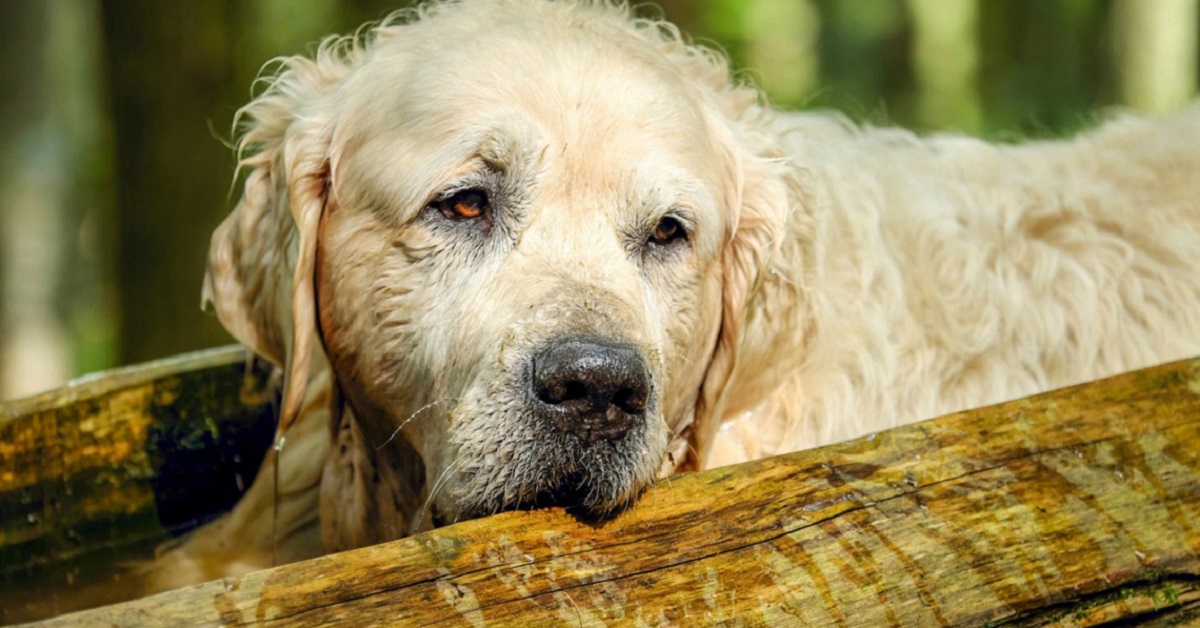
[532,338,650,441]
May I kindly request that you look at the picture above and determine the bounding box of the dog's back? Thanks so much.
[707,106,1200,467]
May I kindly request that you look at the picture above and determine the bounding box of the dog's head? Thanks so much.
[204,0,794,543]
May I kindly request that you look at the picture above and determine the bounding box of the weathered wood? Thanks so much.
[25,356,1200,626]
[0,347,277,623]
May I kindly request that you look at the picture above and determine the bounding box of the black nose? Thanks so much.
[531,337,651,442]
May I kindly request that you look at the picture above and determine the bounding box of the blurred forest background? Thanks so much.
[1,0,1197,400]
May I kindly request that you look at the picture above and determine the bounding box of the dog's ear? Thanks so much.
[203,54,343,437]
[627,17,801,469]
[690,110,800,469]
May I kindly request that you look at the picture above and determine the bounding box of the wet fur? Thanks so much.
[148,0,1200,590]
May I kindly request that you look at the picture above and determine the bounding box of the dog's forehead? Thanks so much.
[333,8,728,224]
[355,7,715,146]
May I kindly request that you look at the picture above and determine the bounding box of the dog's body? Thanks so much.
[708,110,1200,467]
[151,0,1200,589]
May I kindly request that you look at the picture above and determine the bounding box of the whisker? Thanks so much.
[415,457,462,528]
[376,397,457,450]
[272,434,284,566]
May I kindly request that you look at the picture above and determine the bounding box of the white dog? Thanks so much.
[156,0,1200,588]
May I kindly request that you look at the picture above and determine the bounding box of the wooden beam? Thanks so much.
[33,357,1200,626]
[0,347,277,622]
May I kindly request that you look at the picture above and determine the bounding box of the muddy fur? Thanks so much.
[144,0,1200,592]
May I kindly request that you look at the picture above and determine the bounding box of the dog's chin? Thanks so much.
[441,473,644,525]
[438,425,665,524]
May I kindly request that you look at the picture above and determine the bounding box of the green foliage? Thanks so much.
[683,0,1173,138]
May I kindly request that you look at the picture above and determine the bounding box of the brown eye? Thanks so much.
[651,216,686,245]
[435,188,488,220]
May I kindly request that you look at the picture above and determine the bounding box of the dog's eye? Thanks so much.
[433,188,489,220]
[650,216,686,245]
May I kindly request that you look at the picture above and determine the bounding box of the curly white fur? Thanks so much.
[707,112,1200,466]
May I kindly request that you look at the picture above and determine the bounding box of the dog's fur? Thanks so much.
[154,0,1200,588]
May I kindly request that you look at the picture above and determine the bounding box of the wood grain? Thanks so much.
[25,356,1200,626]
[0,347,277,623]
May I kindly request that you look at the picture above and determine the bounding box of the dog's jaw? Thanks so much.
[440,410,668,522]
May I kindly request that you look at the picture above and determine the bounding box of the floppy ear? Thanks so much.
[689,116,799,469]
[621,15,801,469]
[202,54,342,438]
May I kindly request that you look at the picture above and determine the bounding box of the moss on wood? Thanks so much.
[0,347,277,623]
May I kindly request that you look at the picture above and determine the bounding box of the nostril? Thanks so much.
[538,379,589,406]
[563,380,588,402]
[612,387,647,414]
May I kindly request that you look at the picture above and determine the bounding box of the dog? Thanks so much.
[154,0,1200,588]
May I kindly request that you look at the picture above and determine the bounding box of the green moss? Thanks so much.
[1153,583,1181,608]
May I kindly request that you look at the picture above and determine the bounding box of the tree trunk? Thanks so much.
[907,0,982,131]
[1113,0,1199,113]
[100,0,244,365]
[0,0,113,399]
[743,0,821,107]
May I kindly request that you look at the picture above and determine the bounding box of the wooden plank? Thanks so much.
[0,347,278,623]
[33,357,1200,626]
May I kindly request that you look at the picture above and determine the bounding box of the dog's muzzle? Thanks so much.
[531,336,650,443]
